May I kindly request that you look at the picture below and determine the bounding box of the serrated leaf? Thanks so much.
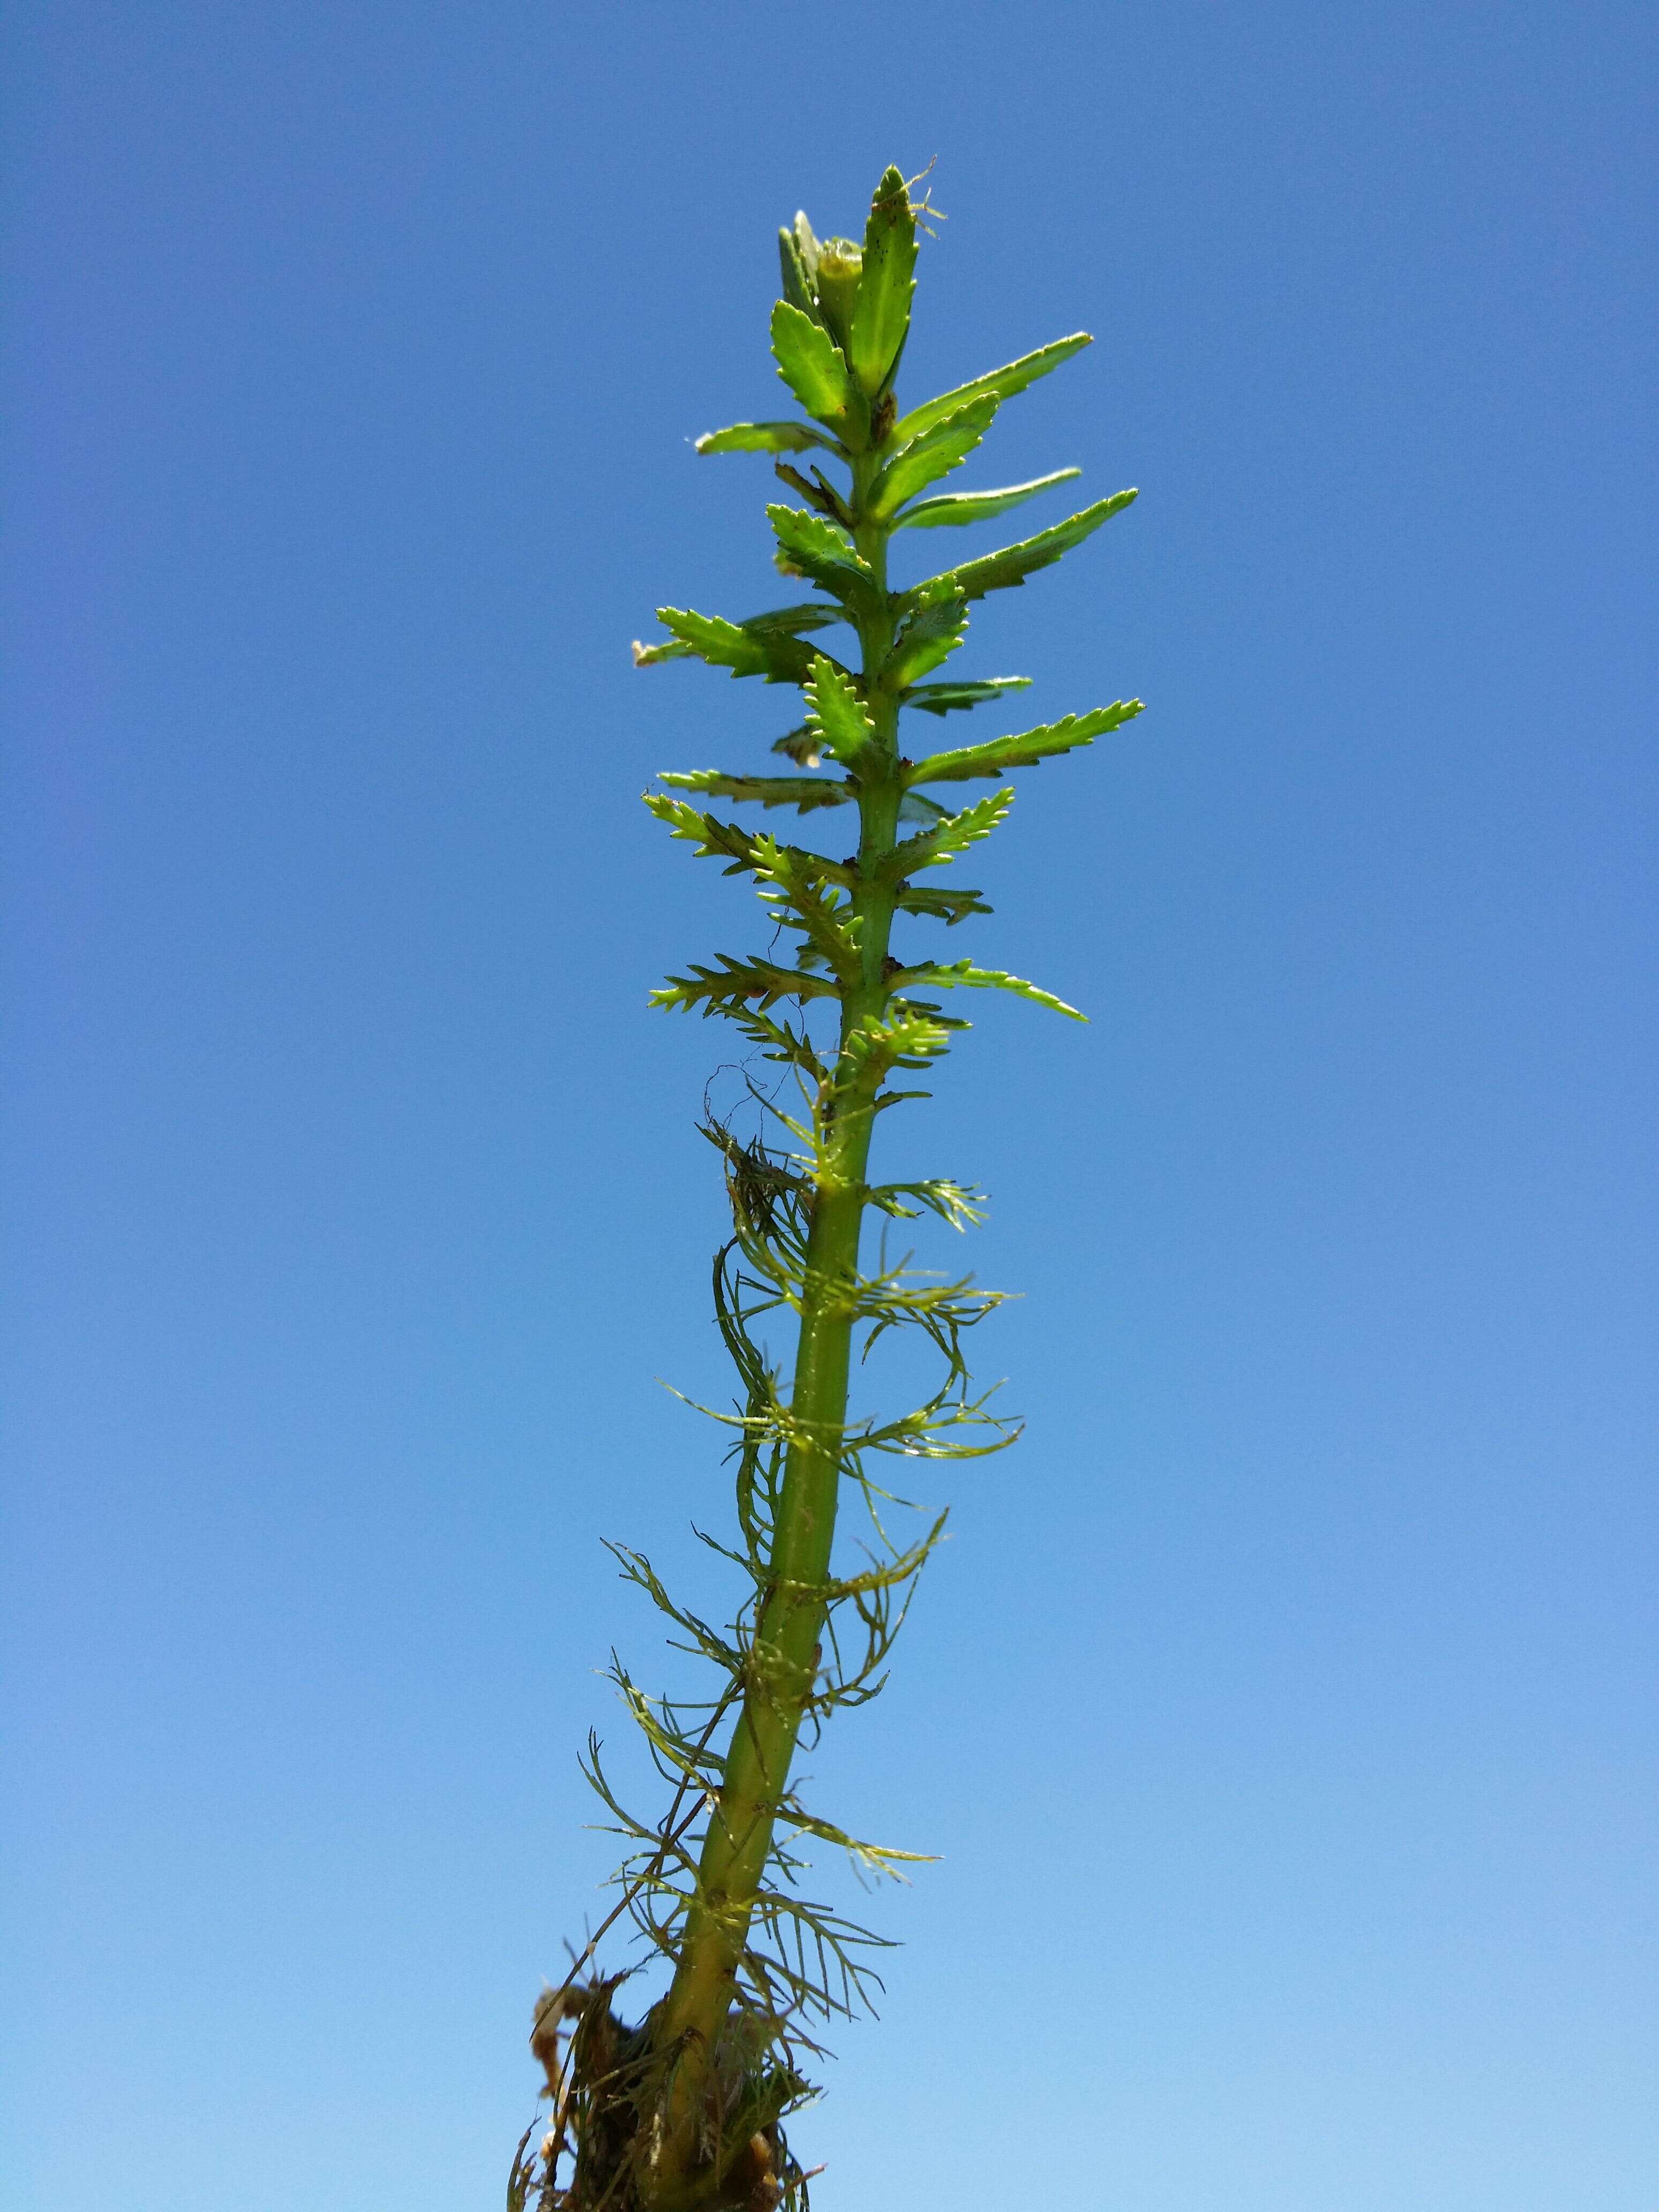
[805,655,878,768]
[659,769,855,814]
[871,396,998,518]
[894,959,1086,1020]
[895,883,993,925]
[842,1008,958,1076]
[891,332,1093,446]
[651,953,840,1015]
[895,468,1081,529]
[848,165,917,398]
[750,834,863,980]
[768,504,882,614]
[898,790,951,823]
[642,793,760,872]
[636,607,834,684]
[905,701,1145,786]
[771,300,866,442]
[943,491,1138,603]
[902,676,1033,716]
[887,787,1014,877]
[696,420,838,455]
[883,585,969,690]
[735,602,847,638]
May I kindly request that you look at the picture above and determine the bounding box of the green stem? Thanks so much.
[643,458,900,2207]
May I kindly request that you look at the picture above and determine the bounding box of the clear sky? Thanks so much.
[3,4,1655,2208]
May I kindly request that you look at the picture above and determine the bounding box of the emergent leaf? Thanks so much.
[910,491,1138,609]
[883,583,969,690]
[777,227,819,322]
[642,793,761,873]
[768,505,882,614]
[805,656,878,768]
[893,959,1086,1020]
[885,788,1015,877]
[634,607,834,684]
[895,883,993,926]
[848,165,917,399]
[901,677,1032,716]
[771,301,868,444]
[659,769,856,814]
[651,954,840,1015]
[891,332,1093,446]
[871,396,998,518]
[895,468,1080,529]
[905,702,1145,786]
[696,420,840,455]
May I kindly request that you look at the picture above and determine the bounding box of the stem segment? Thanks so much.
[644,459,901,2207]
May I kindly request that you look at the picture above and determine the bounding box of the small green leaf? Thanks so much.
[642,793,760,873]
[894,958,1086,1021]
[734,603,846,638]
[907,491,1138,609]
[696,420,839,456]
[870,396,998,518]
[883,583,969,689]
[771,301,866,442]
[894,882,993,926]
[778,227,819,321]
[848,166,917,398]
[902,677,1033,716]
[805,655,878,768]
[637,607,834,684]
[793,210,821,285]
[658,769,855,814]
[768,505,882,614]
[895,468,1080,529]
[891,332,1093,446]
[651,953,839,1015]
[905,701,1145,786]
[886,788,1015,877]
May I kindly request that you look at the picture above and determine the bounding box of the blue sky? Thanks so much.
[3,4,1654,2207]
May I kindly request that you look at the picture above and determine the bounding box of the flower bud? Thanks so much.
[813,238,862,353]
